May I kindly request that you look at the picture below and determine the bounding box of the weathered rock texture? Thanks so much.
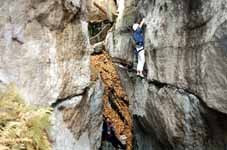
[0,0,104,149]
[51,79,104,150]
[0,0,90,106]
[106,0,227,149]
[143,0,227,114]
[107,0,227,113]
[87,0,117,22]
[117,66,227,150]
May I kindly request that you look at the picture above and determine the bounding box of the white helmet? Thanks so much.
[133,23,139,31]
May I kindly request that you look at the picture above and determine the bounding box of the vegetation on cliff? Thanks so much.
[0,84,52,150]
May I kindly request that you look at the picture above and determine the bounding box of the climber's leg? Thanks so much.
[136,51,142,75]
[137,50,145,77]
[140,50,145,76]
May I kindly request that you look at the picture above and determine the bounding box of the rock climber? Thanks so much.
[102,117,126,149]
[132,18,145,78]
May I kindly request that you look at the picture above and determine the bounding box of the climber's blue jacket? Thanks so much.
[133,27,144,47]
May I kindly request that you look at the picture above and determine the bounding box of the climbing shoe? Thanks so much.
[139,72,144,78]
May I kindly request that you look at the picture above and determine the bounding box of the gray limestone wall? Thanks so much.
[106,0,227,149]
[2,0,227,150]
[0,0,104,149]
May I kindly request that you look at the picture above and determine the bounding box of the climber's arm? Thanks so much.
[139,18,145,28]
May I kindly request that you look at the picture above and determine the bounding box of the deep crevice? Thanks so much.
[109,88,129,125]
[51,88,88,108]
[91,51,132,150]
[90,14,133,147]
[186,16,213,31]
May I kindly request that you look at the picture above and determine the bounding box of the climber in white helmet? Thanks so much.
[132,18,145,78]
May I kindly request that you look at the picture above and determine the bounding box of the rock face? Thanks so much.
[117,66,227,150]
[87,0,117,22]
[51,79,104,150]
[0,0,90,105]
[2,0,227,149]
[143,0,227,115]
[106,0,227,149]
[108,0,227,114]
[0,0,104,149]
